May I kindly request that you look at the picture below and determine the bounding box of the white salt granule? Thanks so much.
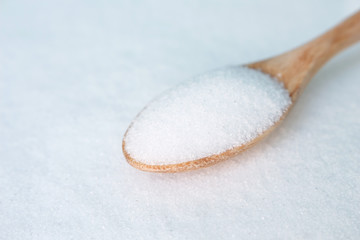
[124,66,291,165]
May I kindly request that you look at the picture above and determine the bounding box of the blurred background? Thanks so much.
[1,0,360,239]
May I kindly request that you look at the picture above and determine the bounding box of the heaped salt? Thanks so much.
[124,66,291,165]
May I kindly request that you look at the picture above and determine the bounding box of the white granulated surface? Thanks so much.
[125,67,291,165]
[1,0,360,239]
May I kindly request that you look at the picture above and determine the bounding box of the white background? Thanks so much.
[1,0,360,239]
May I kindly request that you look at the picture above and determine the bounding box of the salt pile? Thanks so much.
[124,66,291,165]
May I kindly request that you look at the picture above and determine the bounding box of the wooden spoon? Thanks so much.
[123,10,360,173]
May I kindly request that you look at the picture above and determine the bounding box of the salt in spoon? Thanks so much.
[123,10,360,172]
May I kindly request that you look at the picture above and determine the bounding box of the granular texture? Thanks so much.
[124,66,292,165]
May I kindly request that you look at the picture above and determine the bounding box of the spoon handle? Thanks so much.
[325,10,360,55]
[306,10,360,74]
[284,10,360,98]
[249,10,360,100]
